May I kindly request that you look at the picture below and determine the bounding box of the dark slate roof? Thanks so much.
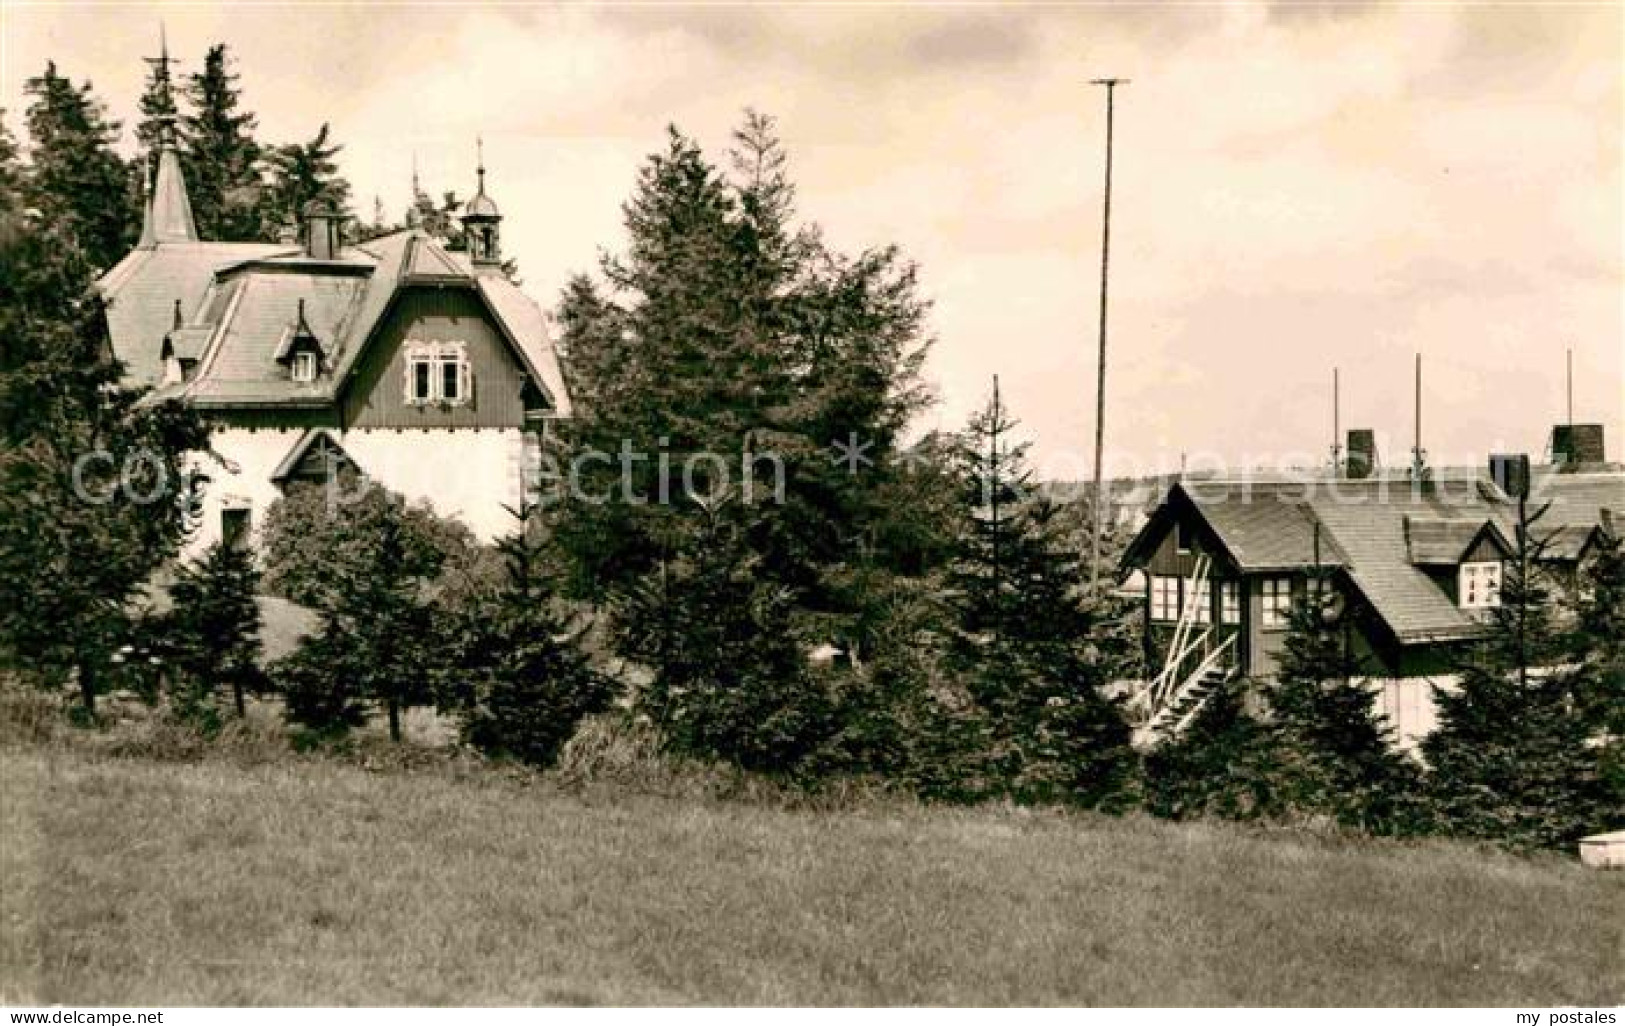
[1404,516,1509,565]
[99,242,294,384]
[1179,479,1345,571]
[1125,469,1625,647]
[1306,483,1488,643]
[1542,524,1602,562]
[99,230,569,416]
[1526,471,1625,532]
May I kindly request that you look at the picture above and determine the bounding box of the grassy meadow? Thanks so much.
[3,709,1621,1007]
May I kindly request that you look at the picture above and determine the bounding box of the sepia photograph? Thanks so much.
[0,0,1621,1014]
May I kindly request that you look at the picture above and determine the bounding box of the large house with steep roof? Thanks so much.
[96,123,568,553]
[1120,441,1622,746]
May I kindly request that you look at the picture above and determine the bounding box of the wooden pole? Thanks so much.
[1089,77,1128,587]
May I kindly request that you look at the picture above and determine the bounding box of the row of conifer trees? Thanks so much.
[2,97,1619,852]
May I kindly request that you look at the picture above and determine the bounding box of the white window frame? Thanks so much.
[1190,578,1212,624]
[1150,575,1180,622]
[1261,576,1293,629]
[1219,580,1242,625]
[403,340,471,406]
[291,351,318,383]
[1459,560,1502,610]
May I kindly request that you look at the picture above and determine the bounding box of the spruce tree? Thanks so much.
[21,62,133,270]
[134,47,180,160]
[455,507,615,768]
[1571,526,1625,736]
[1424,500,1609,849]
[553,113,935,775]
[262,123,351,236]
[182,44,265,241]
[163,541,263,722]
[1143,677,1284,821]
[619,507,835,774]
[276,484,442,742]
[0,190,209,714]
[944,382,1134,807]
[1271,567,1421,833]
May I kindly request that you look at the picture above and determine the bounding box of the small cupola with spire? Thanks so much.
[461,138,503,270]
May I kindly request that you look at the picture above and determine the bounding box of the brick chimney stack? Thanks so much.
[1345,429,1377,479]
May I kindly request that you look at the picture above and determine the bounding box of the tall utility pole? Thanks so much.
[1088,77,1127,587]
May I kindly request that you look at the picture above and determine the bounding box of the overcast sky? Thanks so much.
[4,2,1620,477]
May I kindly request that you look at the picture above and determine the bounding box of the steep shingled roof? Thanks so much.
[1179,480,1344,571]
[98,230,569,416]
[1403,516,1510,565]
[1124,469,1624,647]
[98,242,294,384]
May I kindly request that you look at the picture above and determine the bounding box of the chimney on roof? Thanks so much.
[301,199,341,260]
[1345,429,1376,480]
[1551,423,1605,469]
[1489,454,1531,500]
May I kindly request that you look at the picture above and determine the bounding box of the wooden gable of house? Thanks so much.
[340,285,538,431]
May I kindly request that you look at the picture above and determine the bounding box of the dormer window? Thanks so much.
[404,340,471,406]
[275,298,326,383]
[1459,561,1502,609]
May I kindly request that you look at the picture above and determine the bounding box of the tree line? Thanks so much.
[8,46,408,273]
[0,92,1618,853]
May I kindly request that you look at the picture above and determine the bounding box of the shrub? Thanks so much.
[454,510,617,769]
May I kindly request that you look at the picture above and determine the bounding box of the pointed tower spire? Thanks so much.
[136,151,157,248]
[138,24,198,246]
[462,136,502,269]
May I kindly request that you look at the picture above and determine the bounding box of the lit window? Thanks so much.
[1151,576,1180,622]
[1190,579,1212,623]
[404,340,471,406]
[291,351,317,383]
[1459,561,1502,609]
[1219,581,1241,624]
[1261,577,1293,628]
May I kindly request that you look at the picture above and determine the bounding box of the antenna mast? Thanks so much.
[1566,347,1573,426]
[1331,367,1342,475]
[1087,76,1128,587]
[1410,353,1426,479]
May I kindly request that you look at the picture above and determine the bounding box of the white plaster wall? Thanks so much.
[184,428,303,559]
[186,426,524,560]
[1365,675,1454,752]
[336,428,524,542]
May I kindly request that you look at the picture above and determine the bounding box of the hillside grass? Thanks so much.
[3,733,1621,1006]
